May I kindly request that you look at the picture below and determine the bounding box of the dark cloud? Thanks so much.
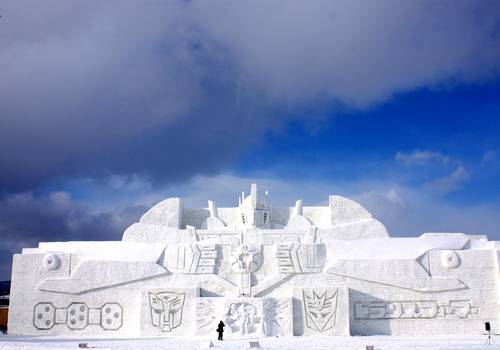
[0,1,499,192]
[0,1,266,192]
[0,191,146,280]
[1,1,500,278]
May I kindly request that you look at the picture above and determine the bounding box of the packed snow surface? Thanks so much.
[1,335,500,350]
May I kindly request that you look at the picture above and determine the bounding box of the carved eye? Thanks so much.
[441,251,460,269]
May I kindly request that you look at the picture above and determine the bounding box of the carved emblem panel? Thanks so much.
[148,291,186,332]
[33,302,122,331]
[354,300,480,319]
[276,243,324,274]
[294,287,350,336]
[303,288,338,332]
[165,244,218,274]
[140,288,198,337]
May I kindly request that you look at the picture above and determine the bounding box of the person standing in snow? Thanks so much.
[217,320,225,340]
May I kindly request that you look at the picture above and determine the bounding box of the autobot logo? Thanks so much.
[303,288,338,332]
[149,291,186,332]
[230,245,262,273]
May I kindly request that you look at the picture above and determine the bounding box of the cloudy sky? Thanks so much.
[1,1,500,280]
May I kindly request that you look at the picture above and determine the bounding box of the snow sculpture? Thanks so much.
[7,184,500,337]
[149,291,186,332]
[33,302,123,331]
[225,302,261,336]
[303,288,338,332]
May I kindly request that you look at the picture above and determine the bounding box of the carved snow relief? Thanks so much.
[295,287,349,336]
[195,299,217,333]
[263,298,292,337]
[276,243,324,274]
[42,253,61,271]
[33,303,56,330]
[165,244,217,274]
[141,288,197,337]
[194,297,293,338]
[33,302,122,331]
[303,288,338,332]
[441,251,461,269]
[225,301,262,336]
[149,291,186,332]
[231,245,262,273]
[354,300,479,319]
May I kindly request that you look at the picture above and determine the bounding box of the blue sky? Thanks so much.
[234,81,500,199]
[0,1,500,279]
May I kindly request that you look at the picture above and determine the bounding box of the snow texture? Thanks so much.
[1,334,500,350]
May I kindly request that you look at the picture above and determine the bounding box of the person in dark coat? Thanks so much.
[216,320,225,340]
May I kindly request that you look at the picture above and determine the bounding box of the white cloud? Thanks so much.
[424,165,471,195]
[106,174,152,192]
[1,1,500,190]
[193,0,500,107]
[481,150,497,165]
[395,150,451,166]
[357,185,500,238]
[394,150,471,195]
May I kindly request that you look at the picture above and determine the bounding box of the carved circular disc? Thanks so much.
[43,253,61,271]
[441,251,460,269]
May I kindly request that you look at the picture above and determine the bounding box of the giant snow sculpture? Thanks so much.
[7,184,500,337]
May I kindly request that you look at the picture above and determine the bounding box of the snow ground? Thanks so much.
[1,335,500,350]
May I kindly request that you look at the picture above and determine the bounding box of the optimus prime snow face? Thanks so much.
[148,292,186,332]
